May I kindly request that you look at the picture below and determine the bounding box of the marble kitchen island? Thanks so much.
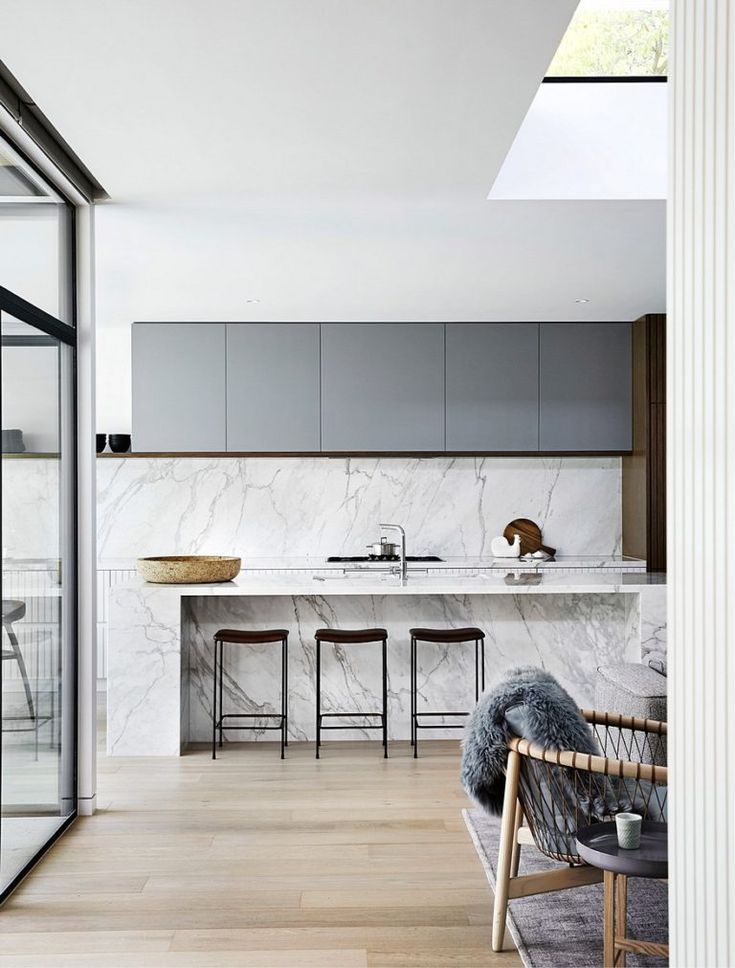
[107,566,666,756]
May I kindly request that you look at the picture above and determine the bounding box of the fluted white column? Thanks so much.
[668,2,735,965]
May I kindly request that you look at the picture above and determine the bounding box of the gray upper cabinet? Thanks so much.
[131,321,633,455]
[539,322,632,451]
[132,323,226,452]
[446,323,539,451]
[226,324,320,452]
[321,323,445,451]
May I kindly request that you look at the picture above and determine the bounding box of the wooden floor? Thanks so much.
[0,740,521,967]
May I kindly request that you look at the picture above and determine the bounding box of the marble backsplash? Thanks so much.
[93,456,622,561]
[1,458,60,560]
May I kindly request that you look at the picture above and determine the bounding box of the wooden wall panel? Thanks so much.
[621,314,666,571]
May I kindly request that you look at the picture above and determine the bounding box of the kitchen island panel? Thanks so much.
[108,575,665,755]
[184,592,634,745]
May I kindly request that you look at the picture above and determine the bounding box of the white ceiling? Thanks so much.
[3,0,666,325]
[94,195,665,322]
[3,0,577,199]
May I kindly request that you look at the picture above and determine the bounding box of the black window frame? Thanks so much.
[0,129,80,902]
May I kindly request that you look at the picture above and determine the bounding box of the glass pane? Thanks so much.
[547,0,669,78]
[1,311,76,893]
[0,135,73,325]
[0,148,47,197]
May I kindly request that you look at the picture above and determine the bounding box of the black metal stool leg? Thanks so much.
[480,639,485,693]
[212,639,218,760]
[218,640,224,748]
[284,635,289,748]
[382,636,388,758]
[410,635,415,748]
[413,637,419,759]
[281,635,287,759]
[315,638,321,759]
[475,639,480,702]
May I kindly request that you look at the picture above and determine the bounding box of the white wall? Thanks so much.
[94,197,665,432]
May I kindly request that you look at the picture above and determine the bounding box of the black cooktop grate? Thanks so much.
[326,555,443,563]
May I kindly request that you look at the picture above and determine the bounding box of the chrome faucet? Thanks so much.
[379,523,407,580]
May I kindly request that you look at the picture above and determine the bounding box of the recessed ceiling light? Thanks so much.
[575,298,590,304]
[245,298,260,304]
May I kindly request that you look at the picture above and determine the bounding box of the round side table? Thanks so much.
[576,820,668,968]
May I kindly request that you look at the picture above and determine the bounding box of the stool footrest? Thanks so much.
[413,711,470,718]
[219,712,285,719]
[216,712,286,732]
[415,721,466,730]
[320,711,384,718]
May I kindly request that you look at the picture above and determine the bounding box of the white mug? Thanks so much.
[615,812,643,850]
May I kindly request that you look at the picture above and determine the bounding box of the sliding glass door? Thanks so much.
[0,131,78,900]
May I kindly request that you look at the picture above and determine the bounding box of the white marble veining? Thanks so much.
[1,458,60,560]
[106,583,184,757]
[95,456,622,560]
[639,583,667,672]
[184,592,634,747]
[107,571,665,755]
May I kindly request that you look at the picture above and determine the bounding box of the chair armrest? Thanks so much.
[580,707,667,736]
[508,736,668,785]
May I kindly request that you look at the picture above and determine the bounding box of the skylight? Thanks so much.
[547,0,668,78]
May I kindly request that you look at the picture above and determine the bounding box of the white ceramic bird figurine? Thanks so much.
[490,533,522,558]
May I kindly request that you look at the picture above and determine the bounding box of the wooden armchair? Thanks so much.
[492,709,668,951]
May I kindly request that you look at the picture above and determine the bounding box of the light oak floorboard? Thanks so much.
[1,740,520,967]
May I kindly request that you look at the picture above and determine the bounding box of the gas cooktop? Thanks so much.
[327,555,443,563]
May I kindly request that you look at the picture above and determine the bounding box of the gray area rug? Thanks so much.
[464,809,668,968]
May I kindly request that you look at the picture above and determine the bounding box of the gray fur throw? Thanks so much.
[461,665,598,816]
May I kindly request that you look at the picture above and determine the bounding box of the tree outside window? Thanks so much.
[547,4,668,77]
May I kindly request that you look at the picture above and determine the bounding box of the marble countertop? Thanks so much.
[117,569,665,598]
[94,554,646,572]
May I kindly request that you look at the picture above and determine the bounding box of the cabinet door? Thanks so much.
[446,323,539,451]
[539,322,632,451]
[132,323,226,452]
[226,323,320,451]
[321,323,444,451]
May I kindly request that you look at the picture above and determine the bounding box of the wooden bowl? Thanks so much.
[137,555,241,584]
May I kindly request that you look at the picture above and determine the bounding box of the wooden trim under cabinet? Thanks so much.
[97,450,633,459]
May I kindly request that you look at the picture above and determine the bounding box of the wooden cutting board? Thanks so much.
[503,518,556,557]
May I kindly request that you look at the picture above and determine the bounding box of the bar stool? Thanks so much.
[409,627,485,758]
[212,628,288,760]
[314,628,388,758]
